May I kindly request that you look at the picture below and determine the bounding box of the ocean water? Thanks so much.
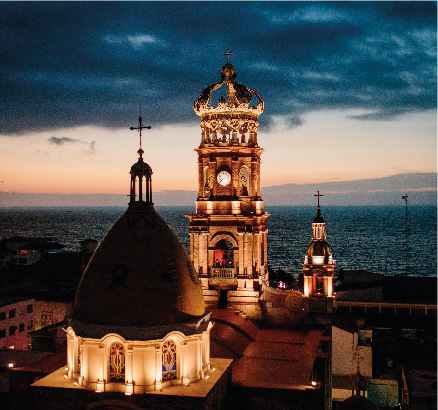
[0,206,435,278]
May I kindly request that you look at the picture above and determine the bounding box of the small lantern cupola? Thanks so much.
[129,116,153,207]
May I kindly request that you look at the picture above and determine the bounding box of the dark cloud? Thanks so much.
[0,1,436,134]
[47,136,97,154]
[48,136,80,145]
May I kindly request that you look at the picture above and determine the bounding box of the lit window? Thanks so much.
[109,342,125,382]
[19,250,28,255]
[162,340,177,380]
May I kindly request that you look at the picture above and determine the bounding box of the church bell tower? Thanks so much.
[186,51,269,311]
[302,192,335,310]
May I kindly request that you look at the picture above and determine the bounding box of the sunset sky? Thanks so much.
[0,2,436,203]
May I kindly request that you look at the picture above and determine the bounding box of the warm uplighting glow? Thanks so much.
[64,375,67,379]
[327,280,333,298]
[205,375,210,379]
[311,381,317,386]
[312,256,324,264]
[125,382,134,395]
[74,382,78,386]
[65,367,69,371]
[96,380,104,393]
[212,368,216,372]
[8,363,13,368]
[303,280,309,297]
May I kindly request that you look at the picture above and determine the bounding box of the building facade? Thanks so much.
[0,298,35,350]
[186,55,268,314]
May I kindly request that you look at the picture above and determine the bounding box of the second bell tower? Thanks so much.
[186,52,269,313]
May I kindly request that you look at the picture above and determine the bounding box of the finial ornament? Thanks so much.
[224,49,233,64]
[130,113,151,152]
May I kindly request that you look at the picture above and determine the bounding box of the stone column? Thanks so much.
[182,343,189,385]
[201,232,209,275]
[155,345,162,390]
[198,160,203,197]
[126,345,133,385]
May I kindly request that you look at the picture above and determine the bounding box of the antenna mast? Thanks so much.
[402,193,409,276]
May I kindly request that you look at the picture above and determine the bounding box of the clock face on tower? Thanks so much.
[217,170,231,186]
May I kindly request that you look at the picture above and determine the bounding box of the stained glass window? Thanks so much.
[109,342,125,382]
[162,340,177,380]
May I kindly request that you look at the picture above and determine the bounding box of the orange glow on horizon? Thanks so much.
[0,109,435,196]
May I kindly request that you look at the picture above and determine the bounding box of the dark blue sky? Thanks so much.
[1,1,436,134]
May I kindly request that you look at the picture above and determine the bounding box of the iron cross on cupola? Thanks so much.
[224,49,233,63]
[130,112,151,151]
[314,190,323,207]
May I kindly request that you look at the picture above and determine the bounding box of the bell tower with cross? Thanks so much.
[302,191,336,302]
[186,50,268,315]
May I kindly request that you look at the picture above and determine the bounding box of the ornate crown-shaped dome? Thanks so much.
[194,53,265,147]
[194,62,264,117]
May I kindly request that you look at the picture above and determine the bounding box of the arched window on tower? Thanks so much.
[213,239,234,268]
[313,270,325,296]
[162,340,177,381]
[109,342,125,382]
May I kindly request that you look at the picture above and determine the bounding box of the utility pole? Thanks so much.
[402,193,409,276]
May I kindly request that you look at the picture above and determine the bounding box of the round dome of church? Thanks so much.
[73,119,205,330]
[74,204,205,327]
[306,240,331,259]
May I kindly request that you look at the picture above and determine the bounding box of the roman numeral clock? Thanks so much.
[186,51,269,311]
